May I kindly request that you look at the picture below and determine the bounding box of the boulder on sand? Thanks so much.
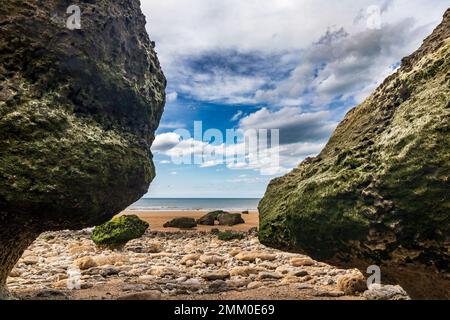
[218,213,245,226]
[91,215,149,249]
[196,213,216,226]
[163,217,197,229]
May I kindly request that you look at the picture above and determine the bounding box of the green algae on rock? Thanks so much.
[0,0,165,299]
[92,215,149,249]
[259,9,450,299]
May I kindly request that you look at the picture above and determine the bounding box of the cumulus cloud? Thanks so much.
[142,0,448,106]
[152,132,181,152]
[231,110,243,122]
[166,91,178,102]
[239,107,337,145]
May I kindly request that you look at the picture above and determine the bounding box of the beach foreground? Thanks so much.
[7,211,407,300]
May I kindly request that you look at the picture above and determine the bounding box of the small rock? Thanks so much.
[247,281,263,290]
[69,245,94,256]
[36,290,67,299]
[337,273,367,295]
[290,257,315,267]
[22,256,39,265]
[208,280,228,293]
[202,270,231,281]
[257,272,283,280]
[230,266,264,277]
[235,252,277,262]
[363,284,410,300]
[118,290,162,300]
[313,290,345,297]
[199,254,225,265]
[74,256,97,270]
[181,253,201,265]
[148,266,179,277]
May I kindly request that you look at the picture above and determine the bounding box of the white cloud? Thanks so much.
[239,107,337,144]
[231,110,243,122]
[166,91,178,102]
[152,132,181,152]
[142,0,448,106]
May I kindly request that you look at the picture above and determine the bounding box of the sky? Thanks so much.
[140,0,449,198]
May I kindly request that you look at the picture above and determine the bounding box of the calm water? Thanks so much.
[128,198,260,211]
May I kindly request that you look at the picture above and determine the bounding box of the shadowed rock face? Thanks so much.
[259,9,450,299]
[0,0,166,298]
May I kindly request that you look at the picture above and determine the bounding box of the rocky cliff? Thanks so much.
[259,9,450,299]
[0,0,166,298]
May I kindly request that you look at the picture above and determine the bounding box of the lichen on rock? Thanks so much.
[0,0,166,298]
[92,215,149,249]
[259,9,450,299]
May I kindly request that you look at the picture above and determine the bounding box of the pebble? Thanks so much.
[6,229,409,300]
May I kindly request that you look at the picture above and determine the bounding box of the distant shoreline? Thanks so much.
[127,198,261,212]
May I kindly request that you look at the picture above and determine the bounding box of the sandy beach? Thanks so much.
[123,210,259,232]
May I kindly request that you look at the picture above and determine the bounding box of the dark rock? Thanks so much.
[0,0,165,298]
[242,211,249,214]
[259,9,450,299]
[248,227,259,236]
[92,215,149,249]
[36,290,68,299]
[163,218,197,229]
[197,213,216,226]
[218,213,245,226]
[210,228,220,235]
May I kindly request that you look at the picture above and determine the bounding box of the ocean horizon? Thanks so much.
[128,198,261,211]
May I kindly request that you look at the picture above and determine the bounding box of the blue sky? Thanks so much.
[140,0,449,198]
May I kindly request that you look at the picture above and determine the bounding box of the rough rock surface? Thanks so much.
[259,9,450,299]
[163,218,197,229]
[91,215,149,249]
[218,214,245,226]
[0,0,166,298]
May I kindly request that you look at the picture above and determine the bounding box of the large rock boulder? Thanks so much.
[218,213,245,226]
[91,215,149,249]
[0,0,165,298]
[259,9,450,299]
[163,217,197,229]
[196,212,217,226]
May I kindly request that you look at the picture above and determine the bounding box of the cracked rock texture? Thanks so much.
[259,9,450,299]
[0,0,166,298]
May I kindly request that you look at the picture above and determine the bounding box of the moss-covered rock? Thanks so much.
[218,231,245,241]
[163,217,197,229]
[0,0,165,298]
[218,213,245,226]
[259,9,450,299]
[92,215,149,249]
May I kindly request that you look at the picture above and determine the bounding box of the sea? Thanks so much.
[127,198,260,211]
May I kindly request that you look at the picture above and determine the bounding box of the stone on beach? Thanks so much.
[202,270,231,281]
[163,218,197,229]
[363,284,410,300]
[290,257,316,267]
[118,290,162,300]
[235,252,277,262]
[336,273,367,295]
[199,255,225,265]
[75,257,97,270]
[218,213,245,226]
